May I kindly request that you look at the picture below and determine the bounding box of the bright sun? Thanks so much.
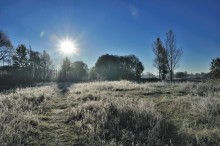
[59,39,77,55]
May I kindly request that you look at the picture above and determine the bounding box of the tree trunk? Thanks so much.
[170,69,173,81]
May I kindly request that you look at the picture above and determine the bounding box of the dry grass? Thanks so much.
[0,80,220,145]
[0,85,55,145]
[66,97,168,145]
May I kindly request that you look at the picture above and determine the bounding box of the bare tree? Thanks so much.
[152,37,168,80]
[0,30,13,65]
[165,30,182,81]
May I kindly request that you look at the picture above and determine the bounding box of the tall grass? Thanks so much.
[66,96,169,145]
[0,85,55,145]
[163,81,220,145]
[0,81,219,145]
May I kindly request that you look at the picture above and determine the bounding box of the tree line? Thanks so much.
[0,29,219,88]
[58,54,144,82]
[145,71,210,80]
[0,45,54,87]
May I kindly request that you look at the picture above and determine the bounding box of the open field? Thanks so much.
[0,81,220,145]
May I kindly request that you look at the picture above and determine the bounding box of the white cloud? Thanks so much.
[128,4,139,18]
[40,31,45,37]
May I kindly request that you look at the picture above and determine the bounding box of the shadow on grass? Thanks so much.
[57,82,73,94]
[164,122,183,145]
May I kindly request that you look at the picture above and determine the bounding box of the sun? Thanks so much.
[59,39,77,55]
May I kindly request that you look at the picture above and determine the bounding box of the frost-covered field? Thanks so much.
[0,81,220,145]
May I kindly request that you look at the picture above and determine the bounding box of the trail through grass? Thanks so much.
[37,83,77,145]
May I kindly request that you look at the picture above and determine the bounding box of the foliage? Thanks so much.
[59,57,88,82]
[210,57,220,79]
[71,61,88,82]
[41,50,53,81]
[95,54,144,80]
[29,49,43,81]
[0,44,54,86]
[95,54,120,80]
[152,37,168,80]
[88,67,99,80]
[12,44,29,69]
[175,71,188,78]
[59,57,72,82]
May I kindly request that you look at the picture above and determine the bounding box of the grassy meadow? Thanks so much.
[0,81,220,145]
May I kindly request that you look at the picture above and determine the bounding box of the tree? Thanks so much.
[145,72,156,78]
[95,54,120,80]
[59,57,72,82]
[0,30,13,65]
[95,54,144,80]
[12,44,32,84]
[41,50,53,81]
[152,37,168,80]
[88,67,99,80]
[175,71,188,79]
[210,57,220,79]
[120,55,144,79]
[71,61,88,82]
[59,58,88,82]
[29,49,42,82]
[165,30,182,81]
[12,44,29,69]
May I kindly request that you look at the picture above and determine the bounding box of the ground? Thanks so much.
[0,81,220,145]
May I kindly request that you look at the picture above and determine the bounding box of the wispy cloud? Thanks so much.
[128,4,139,18]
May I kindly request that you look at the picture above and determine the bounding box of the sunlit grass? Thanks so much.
[0,81,220,145]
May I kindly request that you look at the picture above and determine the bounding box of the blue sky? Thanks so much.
[0,0,220,74]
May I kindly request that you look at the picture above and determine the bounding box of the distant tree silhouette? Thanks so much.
[59,57,88,82]
[95,54,144,80]
[41,50,53,81]
[59,57,72,82]
[119,55,144,79]
[175,71,188,79]
[71,61,88,82]
[210,57,220,79]
[29,49,42,82]
[165,30,182,81]
[0,30,13,65]
[12,44,29,69]
[10,45,54,84]
[12,44,31,84]
[88,67,99,80]
[152,37,168,80]
[95,54,120,80]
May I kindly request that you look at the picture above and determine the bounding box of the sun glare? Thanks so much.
[59,39,77,55]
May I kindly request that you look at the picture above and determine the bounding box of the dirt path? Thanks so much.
[37,84,77,145]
